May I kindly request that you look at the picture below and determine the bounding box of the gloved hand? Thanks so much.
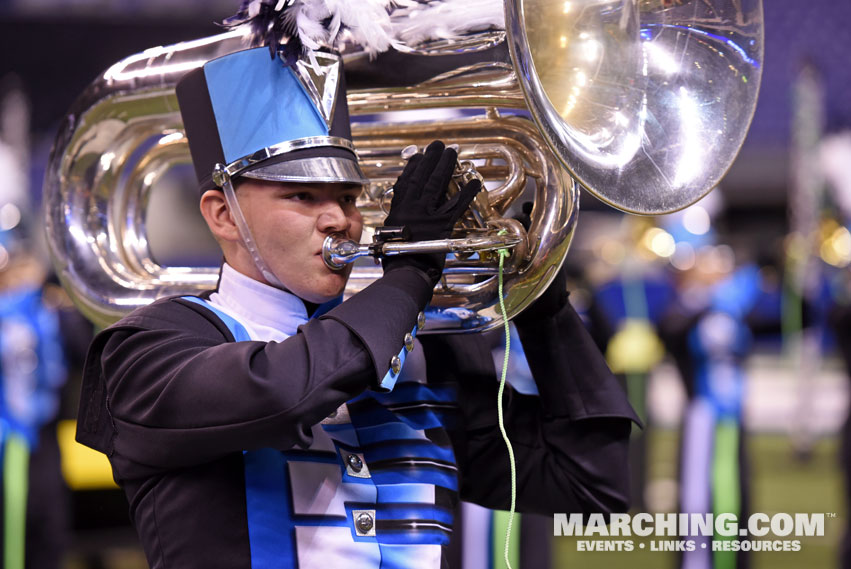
[382,140,481,285]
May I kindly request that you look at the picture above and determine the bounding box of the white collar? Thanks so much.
[207,263,308,341]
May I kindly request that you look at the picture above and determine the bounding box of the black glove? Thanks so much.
[382,140,481,284]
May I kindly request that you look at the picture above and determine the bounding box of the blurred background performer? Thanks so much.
[820,128,851,569]
[659,199,761,569]
[595,216,675,512]
[0,80,70,569]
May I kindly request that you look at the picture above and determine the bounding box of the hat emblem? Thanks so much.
[289,51,341,131]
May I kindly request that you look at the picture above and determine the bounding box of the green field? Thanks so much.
[552,430,845,569]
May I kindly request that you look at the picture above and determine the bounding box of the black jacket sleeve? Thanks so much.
[76,267,432,477]
[423,300,640,517]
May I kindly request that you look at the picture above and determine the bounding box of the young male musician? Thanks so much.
[76,45,638,569]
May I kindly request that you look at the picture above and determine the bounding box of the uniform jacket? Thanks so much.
[77,266,637,568]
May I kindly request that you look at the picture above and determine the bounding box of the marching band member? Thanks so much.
[75,38,638,569]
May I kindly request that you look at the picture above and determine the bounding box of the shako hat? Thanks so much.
[176,46,367,193]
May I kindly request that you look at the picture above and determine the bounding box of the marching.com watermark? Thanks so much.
[554,513,833,552]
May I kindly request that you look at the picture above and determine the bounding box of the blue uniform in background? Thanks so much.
[661,264,763,569]
[0,284,68,569]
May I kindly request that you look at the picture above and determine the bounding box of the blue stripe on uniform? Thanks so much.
[378,544,443,568]
[243,449,296,568]
[371,468,457,491]
[375,483,436,504]
[375,503,453,525]
[374,529,451,546]
[352,404,447,431]
[370,383,457,406]
[180,297,252,342]
[363,440,455,464]
[391,409,455,431]
[354,423,429,446]
[181,297,296,568]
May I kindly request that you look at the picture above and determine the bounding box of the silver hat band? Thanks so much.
[223,136,357,178]
[240,155,369,185]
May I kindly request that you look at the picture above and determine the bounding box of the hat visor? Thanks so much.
[240,156,368,186]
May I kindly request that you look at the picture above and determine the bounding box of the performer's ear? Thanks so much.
[200,189,240,244]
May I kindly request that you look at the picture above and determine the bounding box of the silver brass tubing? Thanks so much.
[44,0,762,331]
[323,233,523,270]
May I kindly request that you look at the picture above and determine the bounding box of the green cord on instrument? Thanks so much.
[496,241,517,569]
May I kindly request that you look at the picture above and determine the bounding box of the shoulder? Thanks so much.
[84,295,238,368]
[106,295,235,341]
[78,294,233,453]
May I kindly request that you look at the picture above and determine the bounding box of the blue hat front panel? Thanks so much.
[203,48,330,165]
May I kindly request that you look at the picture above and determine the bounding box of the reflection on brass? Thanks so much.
[513,0,763,213]
[43,0,763,332]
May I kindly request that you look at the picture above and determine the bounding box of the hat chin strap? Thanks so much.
[218,172,287,290]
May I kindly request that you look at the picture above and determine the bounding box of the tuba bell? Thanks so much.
[43,0,764,332]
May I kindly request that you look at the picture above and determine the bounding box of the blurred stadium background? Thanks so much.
[3,1,851,568]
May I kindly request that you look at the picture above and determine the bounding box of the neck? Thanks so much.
[209,263,309,340]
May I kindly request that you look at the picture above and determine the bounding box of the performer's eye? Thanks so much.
[286,192,313,201]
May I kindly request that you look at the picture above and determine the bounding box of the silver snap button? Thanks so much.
[417,312,425,330]
[404,333,414,352]
[347,454,363,472]
[390,355,401,375]
[356,512,374,534]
